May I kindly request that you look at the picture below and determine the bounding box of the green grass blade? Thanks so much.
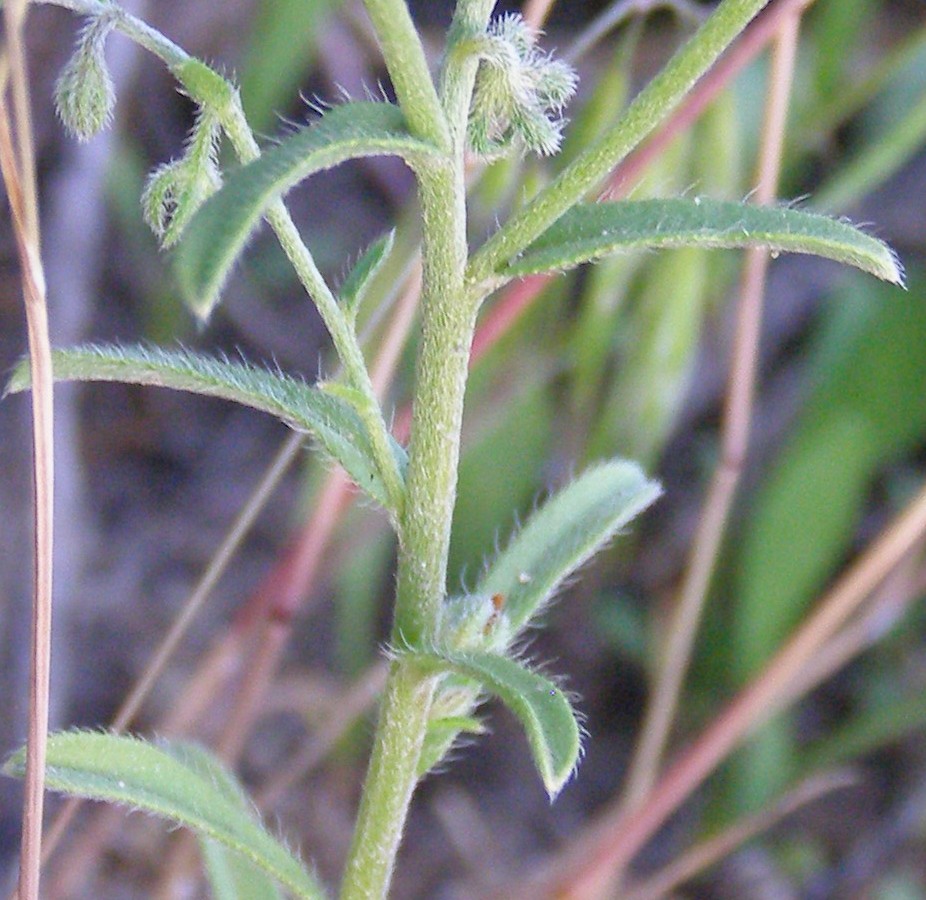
[4,343,406,511]
[410,650,581,799]
[3,731,326,900]
[175,101,439,318]
[477,460,662,636]
[499,199,903,286]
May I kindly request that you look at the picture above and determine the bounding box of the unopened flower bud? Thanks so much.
[467,14,577,159]
[54,16,116,142]
[141,110,222,247]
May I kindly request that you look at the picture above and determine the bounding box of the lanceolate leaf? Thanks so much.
[176,102,439,318]
[496,198,903,286]
[411,650,581,798]
[477,460,662,636]
[3,732,326,900]
[339,229,396,321]
[4,344,406,511]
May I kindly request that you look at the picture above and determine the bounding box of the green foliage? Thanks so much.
[239,0,339,133]
[408,648,581,798]
[498,198,903,286]
[724,276,926,812]
[732,276,926,685]
[592,247,710,465]
[338,230,396,322]
[165,742,287,900]
[815,89,926,212]
[5,0,912,895]
[476,460,662,635]
[3,732,326,899]
[175,102,439,319]
[447,379,552,587]
[419,459,660,784]
[171,58,238,116]
[5,344,406,512]
[201,838,286,900]
[142,108,223,248]
[466,13,578,158]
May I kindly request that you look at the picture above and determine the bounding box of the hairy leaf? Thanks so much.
[498,198,903,285]
[410,650,581,798]
[339,229,395,321]
[418,711,485,778]
[5,344,405,511]
[176,102,439,318]
[3,732,325,899]
[477,460,662,636]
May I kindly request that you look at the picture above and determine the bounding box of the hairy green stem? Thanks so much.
[35,0,192,69]
[339,662,437,899]
[441,0,498,141]
[259,197,406,515]
[205,82,407,518]
[466,0,772,289]
[360,0,450,149]
[339,123,472,900]
[340,2,499,894]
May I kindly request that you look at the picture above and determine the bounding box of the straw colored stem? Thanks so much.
[1,4,52,896]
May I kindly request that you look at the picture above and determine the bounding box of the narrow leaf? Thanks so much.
[3,731,325,899]
[477,460,662,636]
[4,344,405,511]
[500,199,903,285]
[418,713,486,778]
[339,229,395,320]
[411,650,581,798]
[175,102,439,318]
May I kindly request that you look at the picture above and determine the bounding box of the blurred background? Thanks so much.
[2,0,926,896]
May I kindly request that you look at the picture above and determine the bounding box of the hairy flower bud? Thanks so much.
[142,109,222,247]
[54,15,117,142]
[468,14,577,159]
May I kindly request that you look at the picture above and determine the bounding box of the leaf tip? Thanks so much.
[885,249,906,289]
[182,281,222,324]
[543,743,582,802]
[3,358,31,399]
[1,749,25,779]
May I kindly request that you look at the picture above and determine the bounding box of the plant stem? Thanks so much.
[466,0,772,289]
[339,662,437,899]
[0,10,54,900]
[2,3,53,898]
[341,2,499,894]
[361,0,449,149]
[339,134,472,900]
[206,86,408,519]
